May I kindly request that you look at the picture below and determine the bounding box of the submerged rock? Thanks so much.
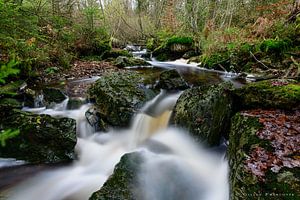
[172,82,233,146]
[88,71,156,128]
[228,111,300,200]
[155,69,189,90]
[233,79,300,110]
[0,109,76,163]
[89,152,143,200]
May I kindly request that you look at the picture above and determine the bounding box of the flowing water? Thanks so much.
[5,89,229,200]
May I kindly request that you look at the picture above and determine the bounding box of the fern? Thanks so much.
[0,59,20,84]
[0,129,20,147]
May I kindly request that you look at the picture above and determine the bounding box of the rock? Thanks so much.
[43,88,66,104]
[228,111,300,200]
[233,79,300,110]
[172,82,233,146]
[85,106,109,132]
[89,152,143,200]
[67,98,86,110]
[152,36,194,61]
[0,109,77,163]
[155,69,189,90]
[88,72,156,128]
[113,56,148,68]
[0,98,22,111]
[182,51,198,59]
[102,49,133,59]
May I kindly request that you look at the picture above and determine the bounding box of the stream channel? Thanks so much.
[0,50,244,200]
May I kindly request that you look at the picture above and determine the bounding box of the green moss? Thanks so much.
[260,39,292,55]
[233,79,300,110]
[102,49,133,59]
[166,36,193,46]
[88,72,156,128]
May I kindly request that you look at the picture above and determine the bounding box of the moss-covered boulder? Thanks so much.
[113,56,148,68]
[43,88,66,104]
[0,81,25,98]
[172,82,233,146]
[89,152,143,200]
[228,111,300,200]
[155,69,189,90]
[0,109,76,163]
[152,36,194,61]
[88,72,156,128]
[233,79,300,110]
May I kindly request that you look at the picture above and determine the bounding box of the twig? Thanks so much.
[250,51,269,70]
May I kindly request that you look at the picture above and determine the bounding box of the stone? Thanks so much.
[172,82,233,146]
[155,69,189,90]
[232,79,300,110]
[89,152,143,200]
[113,56,148,68]
[0,109,77,163]
[88,71,156,128]
[228,111,300,200]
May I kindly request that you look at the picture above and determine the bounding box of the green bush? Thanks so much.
[260,39,291,54]
[0,59,20,84]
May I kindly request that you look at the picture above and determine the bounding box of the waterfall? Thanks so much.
[8,91,228,200]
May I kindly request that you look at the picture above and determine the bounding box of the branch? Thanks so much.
[250,51,269,70]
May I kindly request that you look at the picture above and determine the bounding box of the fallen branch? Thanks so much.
[250,51,269,70]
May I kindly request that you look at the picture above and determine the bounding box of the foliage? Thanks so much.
[0,59,20,84]
[260,39,291,54]
[0,129,20,147]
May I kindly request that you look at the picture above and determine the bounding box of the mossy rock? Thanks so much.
[102,49,133,59]
[113,56,148,68]
[233,79,300,110]
[43,88,66,104]
[89,152,144,200]
[152,36,194,61]
[155,69,189,90]
[88,71,156,128]
[228,112,300,200]
[0,109,76,163]
[172,82,233,146]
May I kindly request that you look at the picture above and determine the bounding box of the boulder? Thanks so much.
[88,72,156,128]
[0,109,77,163]
[155,69,189,90]
[43,87,66,104]
[172,82,233,146]
[152,36,194,61]
[233,79,300,110]
[113,56,148,68]
[228,111,300,200]
[89,152,143,200]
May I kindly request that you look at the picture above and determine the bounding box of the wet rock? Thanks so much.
[85,106,109,132]
[43,88,66,104]
[155,69,189,90]
[113,56,148,68]
[88,71,156,128]
[152,36,194,61]
[0,109,77,163]
[228,111,300,200]
[89,152,143,200]
[233,79,300,110]
[172,82,233,146]
[67,98,85,110]
[0,81,25,98]
[182,51,198,59]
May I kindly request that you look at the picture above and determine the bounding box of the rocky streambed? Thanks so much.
[0,61,299,199]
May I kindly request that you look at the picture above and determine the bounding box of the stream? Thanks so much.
[0,51,240,200]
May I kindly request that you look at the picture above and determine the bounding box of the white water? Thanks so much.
[9,91,228,200]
